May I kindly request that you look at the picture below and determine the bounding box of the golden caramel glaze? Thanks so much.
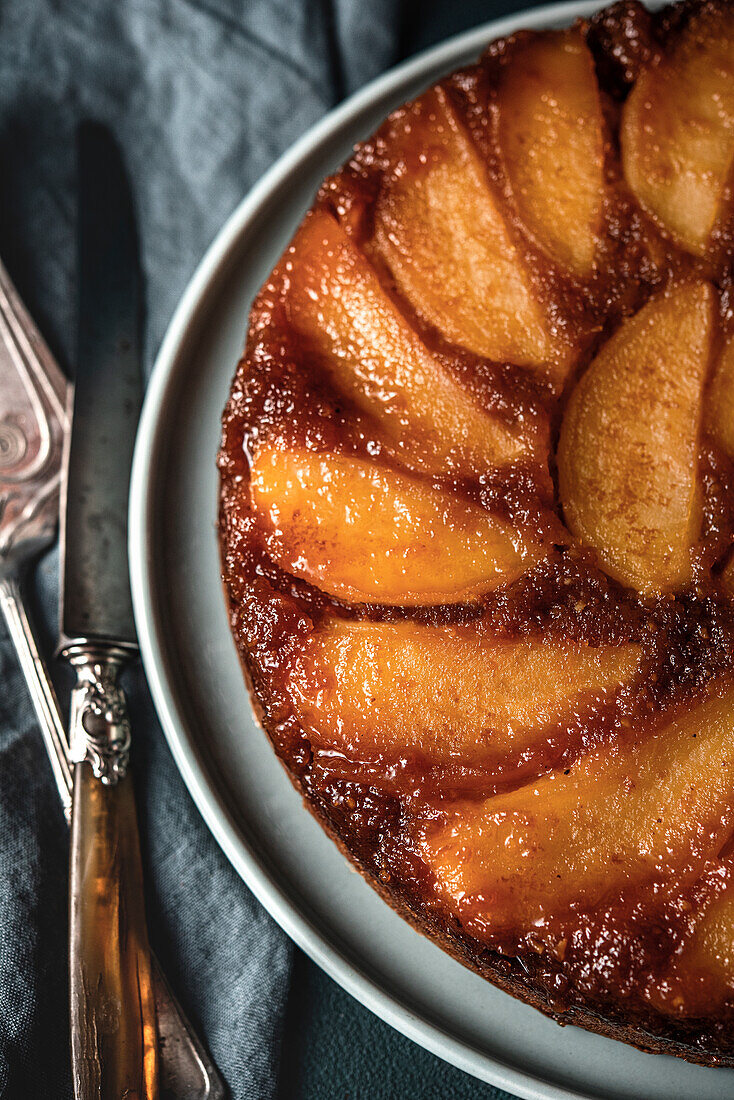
[218,0,734,1063]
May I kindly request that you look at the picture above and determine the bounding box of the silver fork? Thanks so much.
[0,257,225,1100]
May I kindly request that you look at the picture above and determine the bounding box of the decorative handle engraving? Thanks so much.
[0,257,69,565]
[65,642,159,1098]
[65,643,134,784]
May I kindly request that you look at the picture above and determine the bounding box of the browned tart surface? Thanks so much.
[219,0,734,1064]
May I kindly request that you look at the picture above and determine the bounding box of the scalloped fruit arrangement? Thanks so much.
[219,0,734,1065]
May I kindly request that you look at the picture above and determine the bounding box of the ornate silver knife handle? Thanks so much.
[64,641,134,783]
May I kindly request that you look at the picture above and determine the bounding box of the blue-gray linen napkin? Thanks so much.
[0,1,551,1097]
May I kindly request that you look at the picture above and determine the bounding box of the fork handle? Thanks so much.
[0,573,72,817]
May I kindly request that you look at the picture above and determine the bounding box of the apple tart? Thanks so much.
[219,0,734,1063]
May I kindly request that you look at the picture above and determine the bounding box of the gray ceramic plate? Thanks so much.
[128,4,734,1097]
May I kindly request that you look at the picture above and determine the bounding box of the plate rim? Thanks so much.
[129,5,670,1098]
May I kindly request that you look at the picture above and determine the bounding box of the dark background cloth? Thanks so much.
[0,1,549,1097]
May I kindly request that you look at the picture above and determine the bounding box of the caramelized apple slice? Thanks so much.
[372,87,570,379]
[287,211,530,476]
[250,447,544,605]
[289,619,642,766]
[558,282,713,595]
[722,554,734,600]
[707,335,734,460]
[621,7,734,256]
[662,889,734,1013]
[419,680,734,933]
[497,30,604,277]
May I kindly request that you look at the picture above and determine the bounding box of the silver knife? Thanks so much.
[59,121,157,1100]
[0,159,224,1098]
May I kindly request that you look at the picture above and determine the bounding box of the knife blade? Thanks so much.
[60,120,142,648]
[60,122,159,1100]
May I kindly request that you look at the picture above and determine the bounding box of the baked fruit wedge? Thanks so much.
[497,29,605,278]
[419,680,734,935]
[249,446,546,605]
[707,334,734,461]
[621,3,734,257]
[286,209,537,476]
[371,86,574,381]
[558,281,713,595]
[289,619,642,772]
